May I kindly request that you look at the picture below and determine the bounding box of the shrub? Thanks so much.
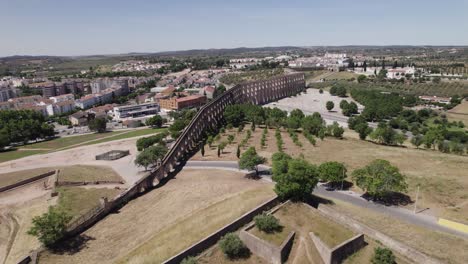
[254,213,281,233]
[218,233,248,259]
[371,247,396,264]
[181,257,197,264]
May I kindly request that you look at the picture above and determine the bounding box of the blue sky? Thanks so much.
[0,0,467,56]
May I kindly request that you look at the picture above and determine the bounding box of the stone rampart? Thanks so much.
[0,170,56,193]
[162,196,280,264]
[316,204,443,264]
[240,222,295,264]
[310,232,365,264]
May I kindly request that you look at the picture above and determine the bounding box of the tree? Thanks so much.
[319,89,324,94]
[357,75,367,83]
[219,233,248,259]
[369,123,401,145]
[201,143,205,156]
[217,146,221,157]
[169,119,186,139]
[254,213,281,233]
[302,113,325,136]
[146,115,163,128]
[135,145,168,170]
[328,122,344,138]
[227,134,235,144]
[355,122,373,140]
[318,161,347,184]
[352,159,408,199]
[371,247,396,264]
[88,117,107,133]
[0,130,9,150]
[236,145,241,159]
[207,135,214,147]
[326,101,334,111]
[219,141,228,153]
[273,157,319,201]
[238,147,266,175]
[271,152,292,178]
[28,207,72,247]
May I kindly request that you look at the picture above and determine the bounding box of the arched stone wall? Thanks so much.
[147,73,304,185]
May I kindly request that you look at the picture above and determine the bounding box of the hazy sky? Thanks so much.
[1,0,467,57]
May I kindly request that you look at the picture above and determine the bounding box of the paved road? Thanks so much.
[185,160,468,240]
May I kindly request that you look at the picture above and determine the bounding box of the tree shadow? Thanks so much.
[327,181,354,190]
[362,192,413,206]
[50,234,95,255]
[305,194,335,208]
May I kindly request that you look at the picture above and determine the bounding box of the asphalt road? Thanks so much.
[185,160,468,240]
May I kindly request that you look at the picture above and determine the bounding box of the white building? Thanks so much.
[113,102,160,120]
[50,94,75,103]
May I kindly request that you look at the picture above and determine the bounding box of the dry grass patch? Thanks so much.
[344,236,411,264]
[57,165,123,183]
[38,169,274,264]
[447,99,468,126]
[329,199,468,264]
[275,202,354,248]
[0,167,54,189]
[198,245,268,264]
[120,185,275,263]
[249,225,292,247]
[196,125,468,223]
[56,187,122,219]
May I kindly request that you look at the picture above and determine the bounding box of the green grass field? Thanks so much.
[0,149,46,163]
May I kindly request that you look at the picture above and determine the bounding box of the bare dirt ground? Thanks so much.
[0,194,55,264]
[263,89,364,127]
[38,169,275,264]
[0,137,146,186]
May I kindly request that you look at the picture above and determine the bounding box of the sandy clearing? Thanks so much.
[0,137,146,186]
[0,194,56,264]
[264,89,364,127]
[38,169,274,264]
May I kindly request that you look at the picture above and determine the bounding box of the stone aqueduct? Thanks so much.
[64,73,305,238]
[142,72,305,189]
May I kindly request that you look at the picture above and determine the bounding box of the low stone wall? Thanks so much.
[240,222,295,264]
[0,170,56,193]
[310,232,365,264]
[162,196,280,264]
[95,150,130,161]
[56,180,124,187]
[317,204,443,264]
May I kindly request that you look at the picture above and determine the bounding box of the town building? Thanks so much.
[113,102,160,120]
[159,95,206,110]
[198,86,215,99]
[69,111,95,126]
[419,96,451,104]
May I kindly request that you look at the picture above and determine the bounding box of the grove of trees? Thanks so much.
[0,110,55,149]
